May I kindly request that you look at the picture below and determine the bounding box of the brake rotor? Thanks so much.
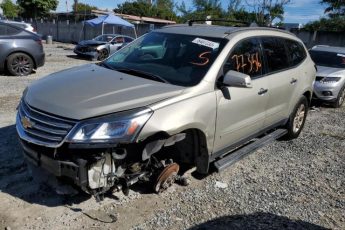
[154,163,180,193]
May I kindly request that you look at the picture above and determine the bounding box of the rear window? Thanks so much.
[261,37,289,73]
[285,39,306,66]
[309,50,345,68]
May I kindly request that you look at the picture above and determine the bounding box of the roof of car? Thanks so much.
[310,45,345,53]
[157,24,294,38]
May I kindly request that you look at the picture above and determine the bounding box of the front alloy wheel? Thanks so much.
[334,86,345,108]
[97,49,109,61]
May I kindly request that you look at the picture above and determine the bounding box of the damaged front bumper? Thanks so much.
[20,140,88,188]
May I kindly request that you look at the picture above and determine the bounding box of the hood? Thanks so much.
[78,40,107,46]
[317,66,345,77]
[25,64,184,120]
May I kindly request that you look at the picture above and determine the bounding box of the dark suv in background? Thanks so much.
[0,22,45,76]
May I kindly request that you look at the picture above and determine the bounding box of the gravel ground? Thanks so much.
[0,44,344,230]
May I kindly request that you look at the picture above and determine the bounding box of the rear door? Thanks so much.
[260,37,303,128]
[213,38,269,153]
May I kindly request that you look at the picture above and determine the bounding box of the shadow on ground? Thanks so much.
[0,124,91,207]
[188,212,329,230]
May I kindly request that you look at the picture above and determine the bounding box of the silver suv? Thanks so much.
[16,24,315,197]
[309,45,345,107]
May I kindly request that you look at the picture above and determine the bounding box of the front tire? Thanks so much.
[284,96,308,140]
[97,49,109,61]
[333,85,345,108]
[6,53,34,76]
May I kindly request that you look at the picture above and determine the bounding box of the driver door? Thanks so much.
[213,38,269,153]
[109,36,124,53]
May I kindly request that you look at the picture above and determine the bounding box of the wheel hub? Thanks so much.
[154,163,179,193]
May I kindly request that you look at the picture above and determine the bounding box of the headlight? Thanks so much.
[67,108,153,143]
[320,77,341,83]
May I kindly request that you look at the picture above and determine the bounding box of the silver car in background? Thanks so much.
[309,45,345,107]
[74,34,135,61]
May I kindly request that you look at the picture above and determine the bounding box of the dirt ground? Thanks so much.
[0,44,344,230]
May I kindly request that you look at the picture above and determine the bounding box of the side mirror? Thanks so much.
[222,70,252,88]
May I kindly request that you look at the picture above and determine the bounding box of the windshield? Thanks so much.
[94,34,115,42]
[309,50,345,68]
[103,32,227,86]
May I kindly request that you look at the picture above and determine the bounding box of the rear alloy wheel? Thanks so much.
[97,49,109,61]
[284,96,308,140]
[6,53,34,76]
[333,85,345,108]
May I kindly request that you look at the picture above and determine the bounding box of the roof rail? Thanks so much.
[187,19,250,27]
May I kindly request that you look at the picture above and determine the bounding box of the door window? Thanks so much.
[285,39,306,66]
[261,37,289,73]
[224,38,263,78]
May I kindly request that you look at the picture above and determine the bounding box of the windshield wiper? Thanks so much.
[114,68,170,84]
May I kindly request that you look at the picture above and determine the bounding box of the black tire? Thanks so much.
[6,53,34,76]
[284,96,309,140]
[97,49,109,61]
[333,85,345,108]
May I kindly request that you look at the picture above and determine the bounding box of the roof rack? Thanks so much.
[187,19,250,27]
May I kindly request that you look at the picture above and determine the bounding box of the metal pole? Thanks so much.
[102,22,104,35]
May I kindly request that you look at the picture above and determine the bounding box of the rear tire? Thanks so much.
[284,96,308,140]
[6,53,34,76]
[333,85,345,108]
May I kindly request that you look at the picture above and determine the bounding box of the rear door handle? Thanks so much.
[290,78,298,84]
[258,88,268,95]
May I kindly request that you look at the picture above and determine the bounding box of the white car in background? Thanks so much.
[0,20,36,33]
[309,45,345,108]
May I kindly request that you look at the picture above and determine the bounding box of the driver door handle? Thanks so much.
[258,88,268,95]
[290,78,298,84]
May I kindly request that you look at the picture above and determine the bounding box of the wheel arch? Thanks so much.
[141,128,210,174]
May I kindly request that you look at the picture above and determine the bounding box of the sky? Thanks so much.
[56,0,325,25]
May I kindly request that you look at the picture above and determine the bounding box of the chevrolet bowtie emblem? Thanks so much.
[21,116,34,129]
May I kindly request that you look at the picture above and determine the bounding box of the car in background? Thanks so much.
[0,21,45,76]
[0,20,36,33]
[74,34,135,61]
[309,45,345,107]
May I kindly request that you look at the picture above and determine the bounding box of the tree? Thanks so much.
[321,0,345,17]
[1,0,20,18]
[17,0,58,18]
[245,0,290,25]
[177,0,225,23]
[304,0,345,31]
[72,2,98,13]
[114,0,177,20]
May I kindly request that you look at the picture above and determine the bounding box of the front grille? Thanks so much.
[77,46,94,53]
[316,76,324,81]
[17,101,76,148]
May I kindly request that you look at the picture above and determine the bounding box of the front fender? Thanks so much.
[138,91,217,155]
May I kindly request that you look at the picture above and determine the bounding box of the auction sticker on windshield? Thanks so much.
[192,38,220,50]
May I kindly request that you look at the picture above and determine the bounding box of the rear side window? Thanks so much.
[124,37,134,43]
[224,38,263,78]
[0,24,21,36]
[285,39,306,66]
[261,37,289,73]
